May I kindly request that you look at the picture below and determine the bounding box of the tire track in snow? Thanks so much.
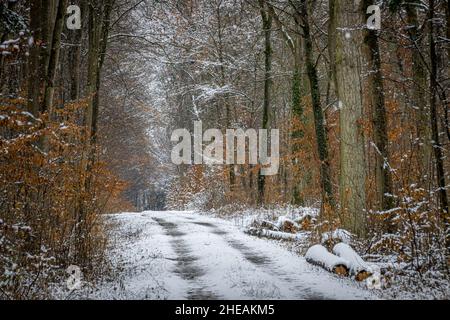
[153,217,220,300]
[188,220,326,300]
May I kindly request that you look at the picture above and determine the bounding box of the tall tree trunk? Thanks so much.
[67,0,86,102]
[76,0,114,264]
[27,0,43,116]
[445,0,450,142]
[216,4,235,190]
[267,3,306,205]
[44,0,68,112]
[87,2,101,141]
[428,0,449,244]
[27,0,56,116]
[76,0,102,263]
[328,0,338,98]
[257,0,273,205]
[85,0,113,169]
[446,0,450,81]
[405,1,432,179]
[297,0,334,208]
[291,60,305,205]
[363,0,394,219]
[334,0,367,237]
[92,0,114,143]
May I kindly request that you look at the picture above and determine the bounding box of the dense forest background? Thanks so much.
[0,0,449,299]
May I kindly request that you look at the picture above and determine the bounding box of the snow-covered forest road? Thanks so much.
[90,211,376,300]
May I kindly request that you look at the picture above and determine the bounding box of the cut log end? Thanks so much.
[355,270,372,282]
[333,265,350,277]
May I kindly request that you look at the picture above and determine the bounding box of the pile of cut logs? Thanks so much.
[246,215,314,241]
[305,243,377,282]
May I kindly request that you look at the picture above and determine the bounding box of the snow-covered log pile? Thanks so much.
[246,215,308,242]
[332,243,379,281]
[245,210,318,244]
[259,220,279,231]
[246,227,303,241]
[305,245,350,276]
[276,216,300,233]
[294,214,314,231]
[305,243,378,281]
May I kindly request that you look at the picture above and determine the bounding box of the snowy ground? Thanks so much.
[66,211,378,300]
